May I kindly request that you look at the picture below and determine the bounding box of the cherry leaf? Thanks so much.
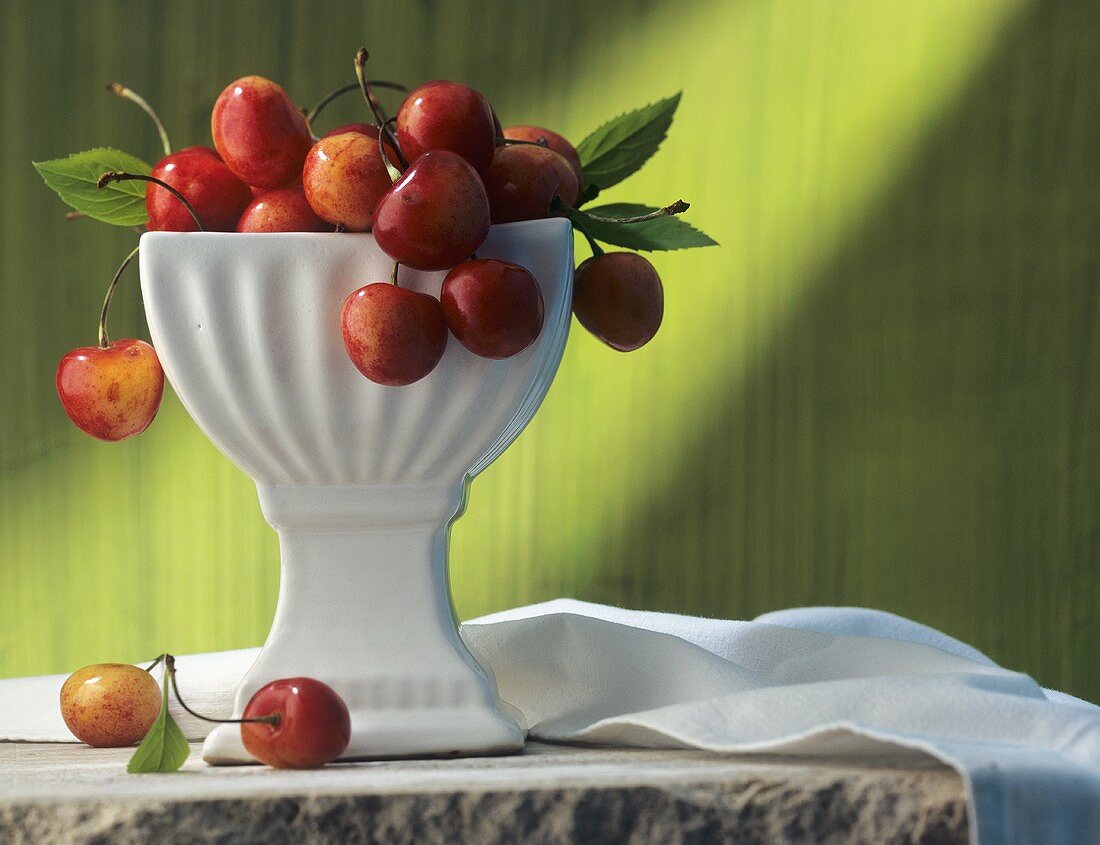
[578,203,718,252]
[127,668,189,774]
[33,149,152,227]
[576,94,681,190]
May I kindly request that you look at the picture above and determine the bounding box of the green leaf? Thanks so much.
[577,94,681,190]
[578,203,719,252]
[33,149,152,227]
[127,669,189,774]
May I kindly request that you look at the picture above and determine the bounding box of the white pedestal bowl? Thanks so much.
[139,219,573,764]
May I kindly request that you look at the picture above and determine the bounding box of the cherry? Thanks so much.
[60,663,161,747]
[57,339,164,441]
[136,655,348,772]
[503,125,584,194]
[211,76,312,189]
[301,132,391,231]
[239,678,351,769]
[321,123,404,168]
[372,151,490,271]
[147,149,252,232]
[483,143,579,223]
[342,281,448,385]
[237,186,329,233]
[174,145,222,160]
[57,239,165,442]
[572,252,664,351]
[396,80,497,173]
[441,259,544,359]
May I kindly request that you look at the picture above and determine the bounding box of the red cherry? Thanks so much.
[240,678,351,769]
[372,151,490,271]
[146,150,252,232]
[573,252,664,352]
[301,133,391,232]
[483,144,579,224]
[441,259,544,359]
[341,283,448,386]
[56,339,164,441]
[211,76,312,189]
[396,81,497,173]
[237,187,330,233]
[503,125,584,193]
[174,145,222,160]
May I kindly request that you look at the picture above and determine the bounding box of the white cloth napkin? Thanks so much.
[2,600,1097,845]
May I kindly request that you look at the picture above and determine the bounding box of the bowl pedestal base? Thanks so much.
[201,482,525,765]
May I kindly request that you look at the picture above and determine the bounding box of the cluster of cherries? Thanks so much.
[51,54,688,770]
[55,49,669,444]
[62,659,351,770]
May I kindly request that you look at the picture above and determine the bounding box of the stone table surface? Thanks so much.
[0,741,968,844]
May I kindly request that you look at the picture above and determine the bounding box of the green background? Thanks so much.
[1,0,1097,701]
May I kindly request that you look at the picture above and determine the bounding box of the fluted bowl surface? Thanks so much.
[139,219,573,487]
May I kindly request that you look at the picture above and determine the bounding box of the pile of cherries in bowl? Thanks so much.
[163,65,565,387]
[50,48,703,443]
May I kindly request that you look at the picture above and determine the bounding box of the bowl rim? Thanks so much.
[137,217,573,240]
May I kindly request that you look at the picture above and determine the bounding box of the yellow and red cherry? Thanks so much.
[372,151,490,271]
[301,132,391,232]
[321,123,404,168]
[441,259,544,359]
[503,125,584,193]
[236,186,329,233]
[240,678,351,770]
[211,76,312,189]
[60,663,161,747]
[146,149,252,232]
[573,252,664,351]
[396,80,497,173]
[341,282,448,386]
[56,339,164,441]
[483,144,579,223]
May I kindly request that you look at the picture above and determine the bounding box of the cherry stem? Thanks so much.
[573,220,604,257]
[98,171,206,231]
[377,117,403,182]
[354,48,408,172]
[306,80,408,125]
[145,653,166,673]
[557,198,690,225]
[553,199,689,255]
[107,83,172,157]
[390,261,400,286]
[163,654,279,727]
[98,245,140,349]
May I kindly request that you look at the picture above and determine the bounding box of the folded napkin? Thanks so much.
[2,600,1097,845]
